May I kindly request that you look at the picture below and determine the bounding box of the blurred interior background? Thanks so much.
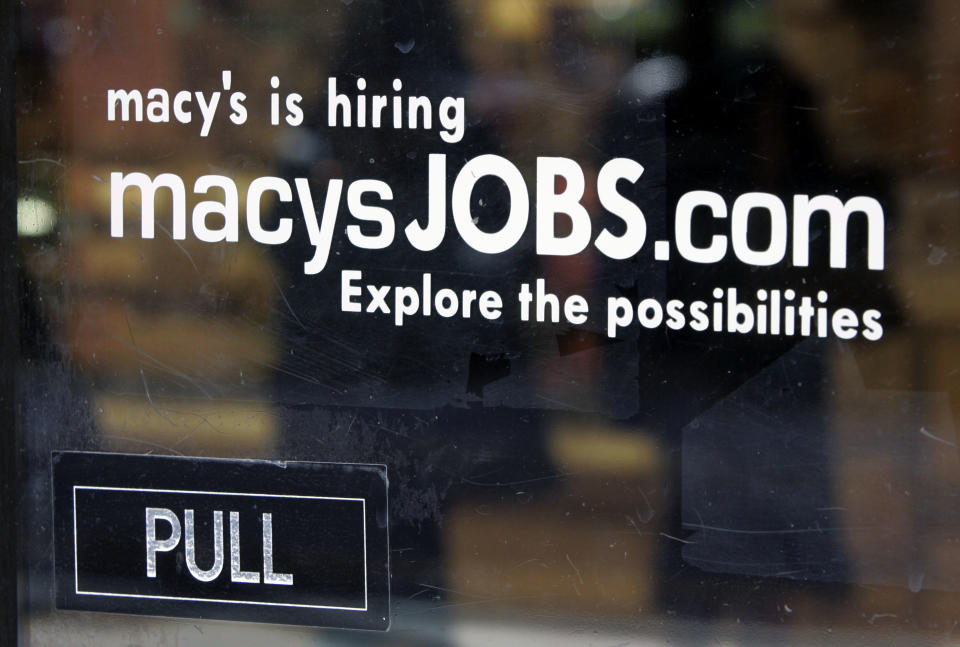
[13,0,960,644]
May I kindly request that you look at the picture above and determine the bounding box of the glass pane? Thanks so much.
[13,0,960,645]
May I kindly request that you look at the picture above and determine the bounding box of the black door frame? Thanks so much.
[1,0,21,643]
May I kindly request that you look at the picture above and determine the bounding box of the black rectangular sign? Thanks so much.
[52,452,389,630]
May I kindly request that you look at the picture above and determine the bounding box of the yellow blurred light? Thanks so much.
[485,0,544,40]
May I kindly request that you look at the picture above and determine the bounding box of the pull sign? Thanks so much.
[52,452,389,630]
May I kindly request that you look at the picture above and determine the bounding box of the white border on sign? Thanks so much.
[72,486,369,612]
